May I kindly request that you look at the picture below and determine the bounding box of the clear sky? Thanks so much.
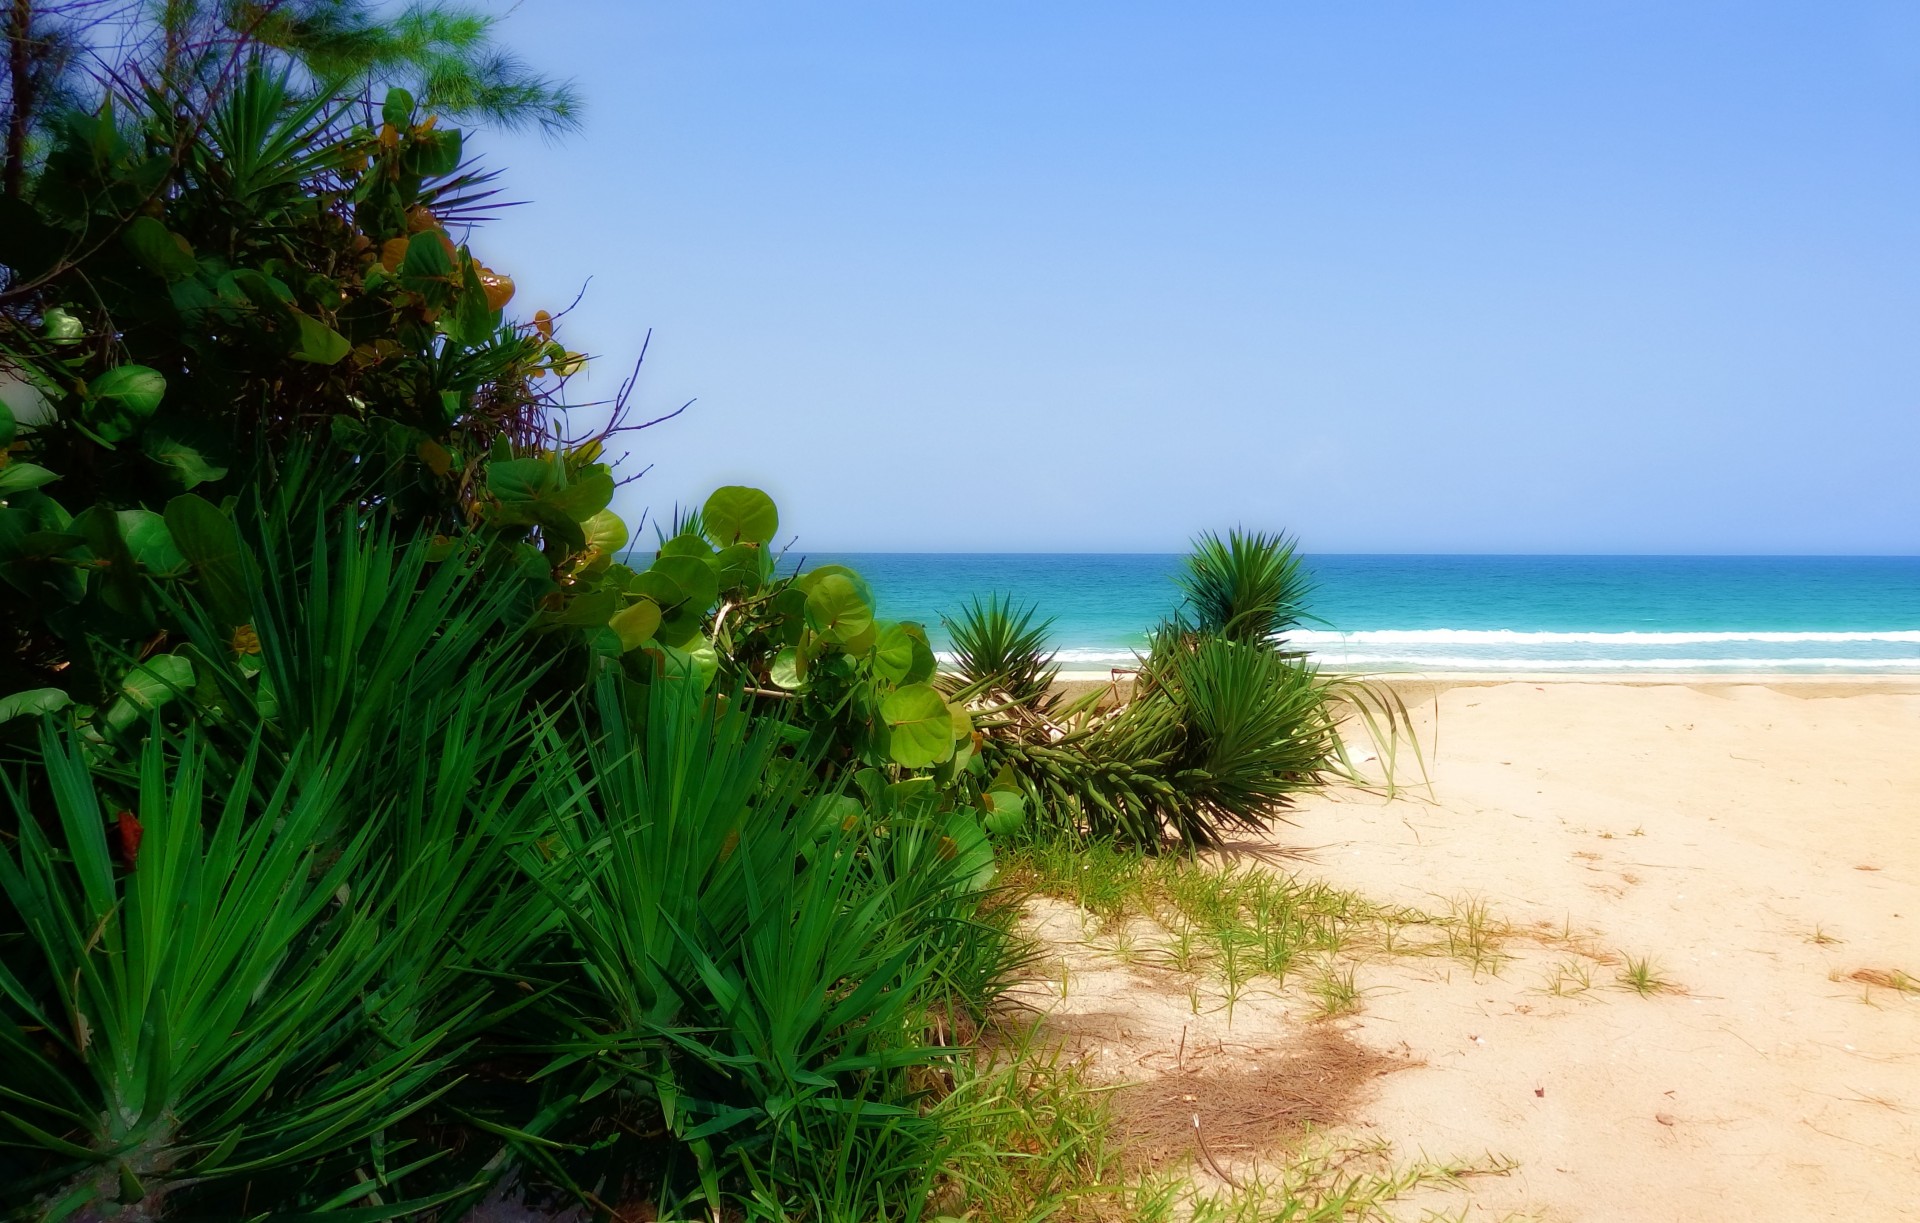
[472,1,1920,554]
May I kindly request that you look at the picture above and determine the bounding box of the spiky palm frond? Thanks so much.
[525,679,985,1210]
[0,725,454,1217]
[1176,528,1313,645]
[942,594,1059,711]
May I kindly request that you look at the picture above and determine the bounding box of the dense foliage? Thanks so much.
[947,530,1410,848]
[0,10,1390,1220]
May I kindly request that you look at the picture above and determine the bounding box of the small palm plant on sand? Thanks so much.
[946,531,1417,850]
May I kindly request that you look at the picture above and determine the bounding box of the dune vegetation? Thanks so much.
[0,6,1396,1219]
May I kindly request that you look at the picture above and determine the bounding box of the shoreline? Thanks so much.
[1052,669,1920,698]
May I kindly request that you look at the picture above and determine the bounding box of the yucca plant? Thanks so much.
[1176,528,1313,645]
[965,530,1420,849]
[0,725,460,1221]
[941,595,1060,715]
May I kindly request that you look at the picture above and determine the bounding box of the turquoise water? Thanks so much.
[802,554,1920,674]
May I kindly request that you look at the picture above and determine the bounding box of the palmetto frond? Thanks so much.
[942,594,1059,712]
[1176,528,1313,645]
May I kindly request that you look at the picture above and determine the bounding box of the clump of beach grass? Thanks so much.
[1618,953,1676,997]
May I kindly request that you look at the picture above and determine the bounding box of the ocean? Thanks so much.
[800,554,1920,675]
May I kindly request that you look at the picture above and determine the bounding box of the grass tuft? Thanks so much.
[1617,953,1676,997]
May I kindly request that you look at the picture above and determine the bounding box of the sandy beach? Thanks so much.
[1016,678,1920,1220]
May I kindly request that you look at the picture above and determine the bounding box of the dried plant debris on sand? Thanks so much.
[1110,1024,1420,1173]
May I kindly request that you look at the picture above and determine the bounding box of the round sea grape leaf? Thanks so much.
[902,622,938,685]
[162,494,249,624]
[981,789,1027,837]
[650,554,719,611]
[940,810,997,891]
[583,509,629,557]
[655,640,718,692]
[122,653,195,711]
[714,543,767,593]
[608,596,662,652]
[142,429,229,489]
[0,463,59,495]
[805,573,873,645]
[486,456,561,504]
[838,620,878,657]
[91,365,166,419]
[627,568,683,607]
[547,465,615,522]
[542,587,620,629]
[770,646,807,691]
[798,564,874,608]
[43,308,83,344]
[702,485,779,547]
[0,687,72,723]
[655,601,708,648]
[291,312,351,365]
[686,641,720,690]
[881,682,956,768]
[657,531,715,559]
[122,216,196,282]
[403,127,463,179]
[402,229,454,279]
[871,621,919,684]
[382,86,415,129]
[116,510,188,578]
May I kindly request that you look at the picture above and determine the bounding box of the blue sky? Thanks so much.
[473,2,1920,553]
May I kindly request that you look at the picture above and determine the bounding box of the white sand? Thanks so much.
[1020,679,1920,1220]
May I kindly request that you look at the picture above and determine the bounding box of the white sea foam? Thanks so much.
[1286,629,1920,646]
[1313,656,1920,671]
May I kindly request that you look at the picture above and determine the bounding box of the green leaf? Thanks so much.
[838,620,877,656]
[871,622,916,684]
[713,543,766,592]
[291,312,351,364]
[900,622,938,685]
[117,510,188,578]
[547,466,614,521]
[485,457,559,504]
[657,531,715,560]
[42,307,83,344]
[609,597,662,652]
[122,216,196,281]
[382,87,415,130]
[583,509,629,556]
[770,647,806,690]
[701,486,779,547]
[880,683,956,768]
[798,564,874,609]
[143,430,228,489]
[0,687,71,723]
[402,230,453,279]
[91,365,166,419]
[804,573,873,646]
[648,554,719,611]
[0,463,59,495]
[449,256,495,347]
[0,400,13,447]
[116,654,194,720]
[404,127,463,179]
[628,568,685,608]
[74,503,143,613]
[163,494,250,623]
[981,789,1026,836]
